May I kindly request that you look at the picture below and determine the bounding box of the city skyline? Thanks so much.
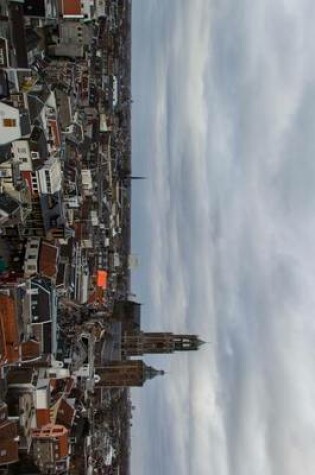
[131,1,315,474]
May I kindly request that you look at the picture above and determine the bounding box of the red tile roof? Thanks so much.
[0,295,19,364]
[36,409,51,428]
[59,0,82,16]
[0,412,19,466]
[39,241,59,279]
[49,119,61,148]
[0,421,18,439]
[21,340,40,361]
[0,438,19,465]
[56,398,75,428]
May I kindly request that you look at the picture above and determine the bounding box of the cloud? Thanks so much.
[131,0,315,474]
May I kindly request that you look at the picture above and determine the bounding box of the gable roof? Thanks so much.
[0,295,19,364]
[0,193,20,216]
[38,241,59,279]
[56,397,76,428]
[9,3,27,67]
[30,125,49,163]
[31,277,52,323]
[27,86,51,124]
[0,143,13,165]
[7,367,34,386]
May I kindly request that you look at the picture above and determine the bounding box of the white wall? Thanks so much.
[24,238,40,277]
[0,102,21,145]
[12,139,32,171]
[37,157,62,195]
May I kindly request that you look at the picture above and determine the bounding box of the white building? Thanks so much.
[24,238,41,277]
[81,0,95,20]
[37,157,62,195]
[81,169,93,196]
[0,102,31,145]
[12,139,32,171]
[0,159,14,191]
[95,0,106,17]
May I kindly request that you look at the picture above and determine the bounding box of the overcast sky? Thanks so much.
[130,1,315,474]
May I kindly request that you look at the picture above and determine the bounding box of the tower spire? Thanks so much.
[144,364,165,381]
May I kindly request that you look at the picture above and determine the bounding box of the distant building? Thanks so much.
[97,302,204,387]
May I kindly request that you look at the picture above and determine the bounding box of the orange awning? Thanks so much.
[97,270,108,289]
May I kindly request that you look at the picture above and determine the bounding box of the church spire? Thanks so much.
[144,364,165,381]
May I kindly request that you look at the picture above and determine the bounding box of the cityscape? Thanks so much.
[2,1,312,475]
[0,0,202,473]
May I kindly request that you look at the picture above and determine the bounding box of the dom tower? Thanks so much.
[121,331,204,356]
[94,301,204,388]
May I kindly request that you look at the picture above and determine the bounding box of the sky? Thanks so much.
[130,1,315,474]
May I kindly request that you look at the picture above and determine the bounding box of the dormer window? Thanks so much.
[3,118,16,127]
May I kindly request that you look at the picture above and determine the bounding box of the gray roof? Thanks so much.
[40,192,65,232]
[31,277,52,324]
[30,126,48,162]
[9,3,28,67]
[0,144,12,164]
[0,70,9,99]
[25,27,41,53]
[101,321,121,363]
[55,89,71,129]
[19,108,31,136]
[0,193,20,215]
[27,86,51,124]
[23,0,46,17]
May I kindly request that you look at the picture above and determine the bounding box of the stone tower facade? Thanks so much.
[95,360,164,387]
[121,332,204,357]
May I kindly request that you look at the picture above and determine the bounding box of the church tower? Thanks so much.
[95,360,164,387]
[121,331,205,357]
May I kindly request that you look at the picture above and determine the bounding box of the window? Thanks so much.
[22,157,28,163]
[0,450,6,457]
[28,254,37,260]
[3,118,16,127]
[18,147,27,153]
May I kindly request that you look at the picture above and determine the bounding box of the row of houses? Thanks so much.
[0,0,133,473]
